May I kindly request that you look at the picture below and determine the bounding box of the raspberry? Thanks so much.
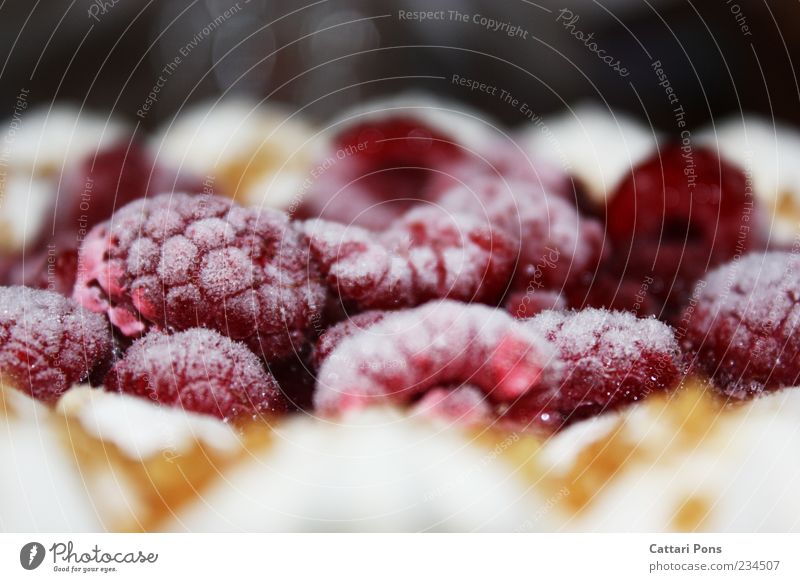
[0,286,112,401]
[505,290,566,319]
[606,144,758,313]
[311,310,386,369]
[412,384,493,425]
[425,140,571,200]
[504,308,681,429]
[106,328,285,419]
[298,117,463,229]
[73,193,326,361]
[436,176,605,291]
[303,206,516,310]
[5,240,79,296]
[681,252,800,397]
[314,300,551,414]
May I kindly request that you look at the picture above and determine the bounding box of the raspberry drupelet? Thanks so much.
[73,193,326,362]
[0,286,112,401]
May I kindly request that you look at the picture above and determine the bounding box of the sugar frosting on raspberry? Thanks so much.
[106,328,286,419]
[0,286,111,401]
[506,308,681,428]
[312,310,386,369]
[314,300,552,414]
[681,251,800,397]
[436,176,605,291]
[73,192,325,361]
[303,206,516,310]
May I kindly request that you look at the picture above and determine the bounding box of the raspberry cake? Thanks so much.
[2,98,800,532]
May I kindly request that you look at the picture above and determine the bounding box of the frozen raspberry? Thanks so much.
[425,139,572,200]
[5,240,79,296]
[606,144,758,313]
[311,310,386,369]
[437,176,605,291]
[303,206,516,310]
[567,266,662,317]
[73,193,326,361]
[505,290,567,319]
[681,252,800,397]
[298,117,463,229]
[0,286,112,401]
[314,300,551,414]
[412,384,494,425]
[55,142,208,240]
[106,328,285,419]
[505,308,681,429]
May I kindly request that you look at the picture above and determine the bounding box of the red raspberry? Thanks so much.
[0,286,112,401]
[680,252,800,397]
[314,300,551,414]
[303,206,516,310]
[311,310,386,369]
[106,328,285,419]
[5,240,78,297]
[606,144,758,313]
[505,290,566,319]
[504,308,681,430]
[412,384,493,425]
[298,117,463,229]
[73,193,326,361]
[437,176,605,291]
[425,139,571,200]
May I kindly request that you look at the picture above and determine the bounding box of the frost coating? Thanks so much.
[682,252,800,397]
[0,286,111,401]
[507,308,681,429]
[314,300,552,414]
[303,206,516,310]
[106,328,285,420]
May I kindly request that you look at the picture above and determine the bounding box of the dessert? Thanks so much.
[1,98,799,534]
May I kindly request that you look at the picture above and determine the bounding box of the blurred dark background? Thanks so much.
[0,0,798,132]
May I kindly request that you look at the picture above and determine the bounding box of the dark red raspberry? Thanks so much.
[606,144,758,314]
[106,328,286,419]
[680,252,800,397]
[311,310,386,369]
[436,176,605,291]
[425,139,571,200]
[73,193,326,361]
[5,240,79,297]
[504,308,681,430]
[0,286,112,401]
[303,206,516,311]
[566,267,661,318]
[298,117,463,230]
[505,290,566,319]
[314,300,551,414]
